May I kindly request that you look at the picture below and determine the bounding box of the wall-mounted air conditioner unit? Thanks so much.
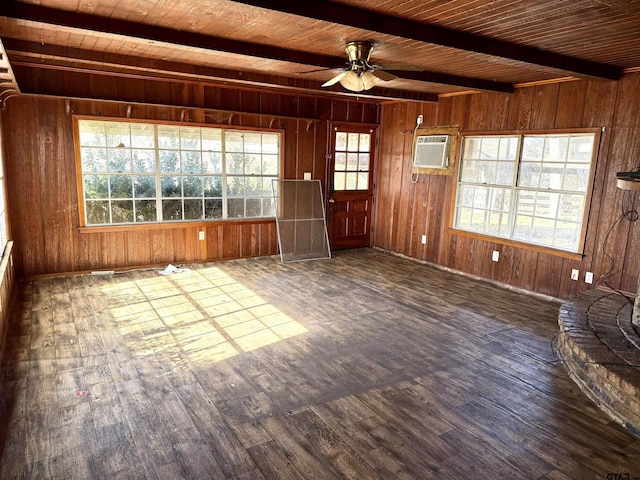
[413,135,450,169]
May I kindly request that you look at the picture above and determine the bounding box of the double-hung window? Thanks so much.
[454,130,598,253]
[76,119,281,226]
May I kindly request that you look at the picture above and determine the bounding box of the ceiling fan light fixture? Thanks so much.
[338,70,381,92]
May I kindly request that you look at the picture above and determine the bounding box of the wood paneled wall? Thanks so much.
[2,69,379,277]
[375,74,640,299]
[0,241,15,358]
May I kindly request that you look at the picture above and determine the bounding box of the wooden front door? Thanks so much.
[327,124,376,249]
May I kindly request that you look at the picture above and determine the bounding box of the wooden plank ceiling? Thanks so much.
[0,0,638,101]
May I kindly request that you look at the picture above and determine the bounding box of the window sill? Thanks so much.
[79,218,276,234]
[449,228,584,261]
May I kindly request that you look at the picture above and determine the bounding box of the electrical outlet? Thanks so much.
[585,271,594,284]
[492,250,500,262]
[303,172,311,180]
[421,235,427,245]
[417,114,423,125]
[198,231,205,241]
[571,269,579,281]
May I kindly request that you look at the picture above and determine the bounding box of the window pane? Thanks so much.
[555,221,581,249]
[347,133,360,152]
[334,152,346,171]
[110,176,133,198]
[568,136,594,162]
[345,172,358,190]
[183,177,203,197]
[244,133,262,153]
[79,121,106,147]
[522,137,544,161]
[480,138,500,160]
[84,175,108,199]
[227,198,244,218]
[512,215,533,241]
[335,132,347,151]
[182,152,201,174]
[360,134,371,152]
[246,199,262,217]
[180,127,201,150]
[108,149,132,173]
[81,148,108,172]
[262,134,279,155]
[106,123,131,148]
[532,217,556,245]
[533,192,559,219]
[495,163,514,185]
[132,150,155,172]
[226,132,243,152]
[262,198,275,217]
[358,153,370,171]
[245,177,262,197]
[559,194,584,222]
[160,151,180,173]
[491,188,511,212]
[86,200,110,224]
[184,199,203,220]
[133,176,156,198]
[203,152,222,174]
[543,136,569,162]
[202,129,222,151]
[334,172,345,190]
[357,172,369,190]
[498,137,518,160]
[515,190,535,215]
[226,153,244,174]
[158,126,180,149]
[227,177,245,197]
[518,162,541,188]
[135,200,157,222]
[244,154,261,175]
[456,206,472,229]
[162,200,182,220]
[262,155,279,175]
[204,176,222,197]
[205,199,223,219]
[540,163,565,189]
[462,138,481,159]
[131,124,154,148]
[112,200,134,223]
[563,164,590,192]
[161,176,181,197]
[347,153,358,171]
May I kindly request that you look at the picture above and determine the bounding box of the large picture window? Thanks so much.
[454,131,597,253]
[76,119,281,226]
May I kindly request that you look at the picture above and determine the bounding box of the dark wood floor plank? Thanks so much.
[0,248,638,479]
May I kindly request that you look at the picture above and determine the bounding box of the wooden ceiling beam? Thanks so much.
[4,40,441,102]
[233,0,623,81]
[0,2,513,93]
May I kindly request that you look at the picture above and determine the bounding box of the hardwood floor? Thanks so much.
[1,248,639,479]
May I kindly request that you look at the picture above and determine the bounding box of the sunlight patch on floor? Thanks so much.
[100,267,308,368]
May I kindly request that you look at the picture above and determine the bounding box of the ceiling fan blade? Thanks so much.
[378,63,426,72]
[371,69,398,82]
[322,70,349,87]
[297,67,343,75]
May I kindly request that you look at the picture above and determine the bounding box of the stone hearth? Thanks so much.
[558,288,640,437]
